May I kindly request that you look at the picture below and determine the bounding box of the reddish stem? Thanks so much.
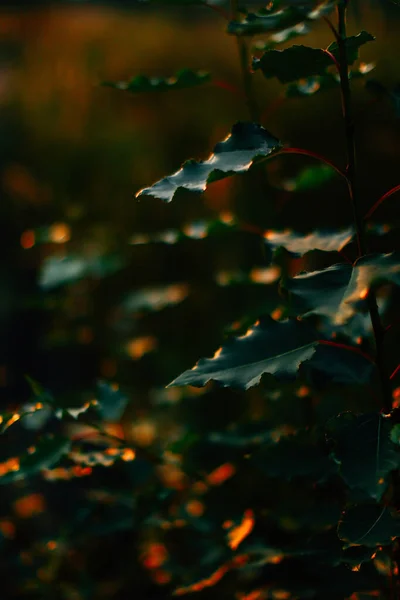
[318,339,375,364]
[278,147,347,180]
[212,79,246,99]
[364,184,400,220]
[323,49,341,72]
[201,1,229,20]
[390,364,400,381]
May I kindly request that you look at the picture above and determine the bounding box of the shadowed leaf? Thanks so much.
[338,504,400,547]
[264,227,353,256]
[327,412,400,501]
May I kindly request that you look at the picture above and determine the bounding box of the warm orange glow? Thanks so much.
[174,565,229,595]
[212,347,223,359]
[126,336,157,359]
[121,448,136,462]
[131,421,156,446]
[0,456,20,476]
[250,266,280,284]
[296,385,310,398]
[271,307,283,320]
[219,211,234,224]
[272,591,290,600]
[238,591,266,600]
[186,499,204,517]
[359,287,369,300]
[49,222,71,243]
[0,520,15,539]
[191,481,208,494]
[20,230,35,249]
[223,520,233,529]
[72,466,92,477]
[153,570,172,585]
[6,414,21,428]
[207,463,235,486]
[46,540,57,551]
[227,509,255,550]
[157,464,186,490]
[14,493,45,519]
[142,543,168,570]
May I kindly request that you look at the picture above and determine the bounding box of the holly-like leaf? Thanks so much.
[284,253,400,326]
[168,317,319,390]
[327,412,400,501]
[0,436,70,484]
[264,227,354,256]
[338,504,400,547]
[253,32,374,83]
[102,68,210,93]
[136,122,283,202]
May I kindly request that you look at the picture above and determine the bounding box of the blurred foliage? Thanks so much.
[1,0,400,599]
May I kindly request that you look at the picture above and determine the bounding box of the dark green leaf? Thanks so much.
[39,253,125,289]
[228,6,310,37]
[136,122,283,202]
[102,69,210,93]
[0,436,70,484]
[253,32,374,84]
[253,45,333,84]
[327,412,400,501]
[338,504,400,547]
[168,317,319,390]
[253,22,311,52]
[286,63,375,97]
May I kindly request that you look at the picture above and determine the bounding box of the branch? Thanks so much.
[364,184,400,220]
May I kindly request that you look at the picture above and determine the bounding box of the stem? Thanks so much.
[364,183,400,220]
[336,1,392,413]
[279,147,347,180]
[231,0,260,123]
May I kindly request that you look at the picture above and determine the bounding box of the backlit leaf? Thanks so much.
[168,317,319,390]
[264,227,354,256]
[327,412,400,501]
[0,436,70,484]
[136,122,283,202]
[284,252,400,326]
[102,69,210,93]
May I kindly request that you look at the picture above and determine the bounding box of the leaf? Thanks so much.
[326,412,400,501]
[136,122,283,202]
[168,317,319,390]
[96,381,129,422]
[253,22,311,52]
[286,63,375,97]
[283,252,400,326]
[102,68,210,93]
[228,6,311,37]
[0,436,70,484]
[253,32,374,83]
[228,1,334,37]
[281,163,339,191]
[253,45,333,84]
[264,227,354,256]
[338,504,400,547]
[39,253,124,289]
[327,31,375,66]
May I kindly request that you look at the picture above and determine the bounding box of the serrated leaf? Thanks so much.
[102,68,210,93]
[168,317,319,390]
[338,504,400,547]
[253,45,333,83]
[327,412,400,501]
[284,252,400,326]
[0,436,70,484]
[136,122,283,202]
[327,31,375,66]
[264,227,353,256]
[253,32,374,83]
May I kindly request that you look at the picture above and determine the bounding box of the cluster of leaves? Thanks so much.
[3,0,400,599]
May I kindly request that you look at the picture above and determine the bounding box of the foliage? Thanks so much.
[3,1,400,599]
